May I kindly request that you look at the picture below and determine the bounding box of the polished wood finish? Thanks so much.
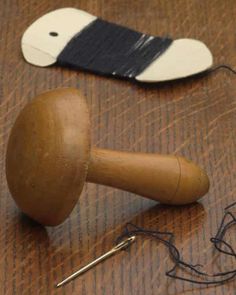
[88,148,209,204]
[6,88,209,226]
[0,1,236,294]
[6,89,91,226]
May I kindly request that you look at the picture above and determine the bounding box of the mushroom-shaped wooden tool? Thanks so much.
[6,89,209,226]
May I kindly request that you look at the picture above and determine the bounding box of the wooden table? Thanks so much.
[0,1,235,294]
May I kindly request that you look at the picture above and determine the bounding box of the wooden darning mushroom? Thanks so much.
[6,88,209,226]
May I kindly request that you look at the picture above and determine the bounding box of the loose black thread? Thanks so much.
[116,202,236,285]
[208,64,236,75]
[57,18,172,78]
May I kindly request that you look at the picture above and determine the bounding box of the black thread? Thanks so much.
[116,202,236,285]
[57,19,172,78]
[208,64,236,75]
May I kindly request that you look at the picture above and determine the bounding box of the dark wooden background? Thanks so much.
[0,0,236,294]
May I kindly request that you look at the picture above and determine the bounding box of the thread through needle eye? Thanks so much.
[56,236,136,288]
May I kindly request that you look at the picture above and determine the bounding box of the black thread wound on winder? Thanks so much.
[116,203,236,285]
[57,18,173,78]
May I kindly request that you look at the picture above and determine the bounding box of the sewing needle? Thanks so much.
[56,235,136,288]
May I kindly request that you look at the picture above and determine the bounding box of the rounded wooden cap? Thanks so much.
[173,157,210,205]
[6,88,91,226]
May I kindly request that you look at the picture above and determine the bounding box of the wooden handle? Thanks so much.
[87,148,209,205]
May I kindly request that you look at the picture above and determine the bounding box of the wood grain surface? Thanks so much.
[0,0,235,294]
